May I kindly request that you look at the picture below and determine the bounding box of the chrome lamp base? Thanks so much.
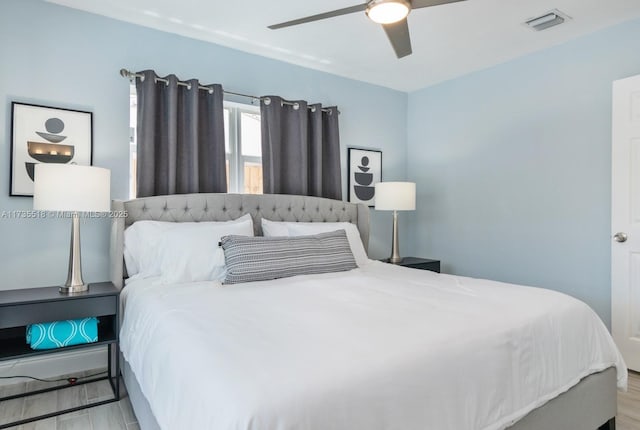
[60,212,88,295]
[59,284,89,294]
[388,210,403,264]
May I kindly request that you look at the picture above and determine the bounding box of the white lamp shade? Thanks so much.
[33,164,111,212]
[375,182,416,211]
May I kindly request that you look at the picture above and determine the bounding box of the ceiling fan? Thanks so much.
[268,0,466,59]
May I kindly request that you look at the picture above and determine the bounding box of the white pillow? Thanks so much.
[261,219,369,267]
[156,218,254,283]
[260,218,289,237]
[124,214,253,280]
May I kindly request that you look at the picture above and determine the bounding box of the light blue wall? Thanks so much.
[3,1,634,328]
[0,0,407,289]
[406,18,640,326]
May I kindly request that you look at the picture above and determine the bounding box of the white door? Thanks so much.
[612,74,640,372]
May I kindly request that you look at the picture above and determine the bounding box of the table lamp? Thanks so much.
[375,182,416,264]
[33,164,111,294]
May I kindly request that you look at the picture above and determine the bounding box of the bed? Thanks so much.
[110,193,626,430]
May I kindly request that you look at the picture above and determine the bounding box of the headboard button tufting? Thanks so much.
[113,193,369,289]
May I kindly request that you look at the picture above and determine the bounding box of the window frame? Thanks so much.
[129,86,138,199]
[224,101,262,194]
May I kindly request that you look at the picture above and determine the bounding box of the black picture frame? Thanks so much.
[348,148,382,207]
[10,102,93,197]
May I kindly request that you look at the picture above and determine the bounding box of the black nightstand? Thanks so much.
[381,257,441,273]
[0,282,120,429]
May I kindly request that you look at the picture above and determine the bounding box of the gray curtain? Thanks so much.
[135,70,227,197]
[261,96,342,200]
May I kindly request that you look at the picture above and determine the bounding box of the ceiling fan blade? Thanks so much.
[268,4,367,30]
[411,0,466,9]
[383,18,412,58]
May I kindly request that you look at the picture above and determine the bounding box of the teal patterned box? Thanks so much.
[26,318,98,350]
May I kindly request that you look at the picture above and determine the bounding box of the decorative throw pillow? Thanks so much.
[261,219,369,267]
[221,230,357,284]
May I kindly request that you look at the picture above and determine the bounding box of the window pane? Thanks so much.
[240,112,261,157]
[130,150,137,198]
[224,108,230,154]
[130,88,137,129]
[244,161,263,194]
[130,85,137,198]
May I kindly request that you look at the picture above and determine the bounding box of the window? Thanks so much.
[129,87,137,199]
[224,102,263,194]
[129,87,262,198]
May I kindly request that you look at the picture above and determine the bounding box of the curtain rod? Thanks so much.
[120,69,337,114]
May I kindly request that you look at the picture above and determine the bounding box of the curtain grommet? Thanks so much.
[140,75,145,82]
[293,102,300,110]
[311,106,316,113]
[264,97,271,106]
[187,83,192,90]
[208,87,214,94]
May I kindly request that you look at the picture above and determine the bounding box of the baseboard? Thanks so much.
[0,346,107,386]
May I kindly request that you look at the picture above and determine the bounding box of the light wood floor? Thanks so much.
[0,369,137,430]
[618,371,640,430]
[1,369,639,429]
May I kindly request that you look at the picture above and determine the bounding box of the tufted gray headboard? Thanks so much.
[109,193,370,288]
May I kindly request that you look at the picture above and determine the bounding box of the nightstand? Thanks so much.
[381,257,441,273]
[0,282,120,429]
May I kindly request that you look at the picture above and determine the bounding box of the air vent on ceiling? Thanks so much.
[525,9,570,31]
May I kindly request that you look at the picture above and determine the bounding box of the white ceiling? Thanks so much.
[45,0,640,92]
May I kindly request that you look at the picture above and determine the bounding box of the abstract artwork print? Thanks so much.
[10,102,93,196]
[348,148,381,207]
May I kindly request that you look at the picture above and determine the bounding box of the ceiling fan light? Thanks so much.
[366,0,411,25]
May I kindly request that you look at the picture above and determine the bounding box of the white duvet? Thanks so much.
[120,261,626,430]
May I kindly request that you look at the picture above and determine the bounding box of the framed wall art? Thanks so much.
[348,148,382,207]
[10,102,93,196]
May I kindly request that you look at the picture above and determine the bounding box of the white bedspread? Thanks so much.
[120,261,626,430]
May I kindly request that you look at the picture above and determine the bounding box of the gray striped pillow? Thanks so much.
[221,230,357,284]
